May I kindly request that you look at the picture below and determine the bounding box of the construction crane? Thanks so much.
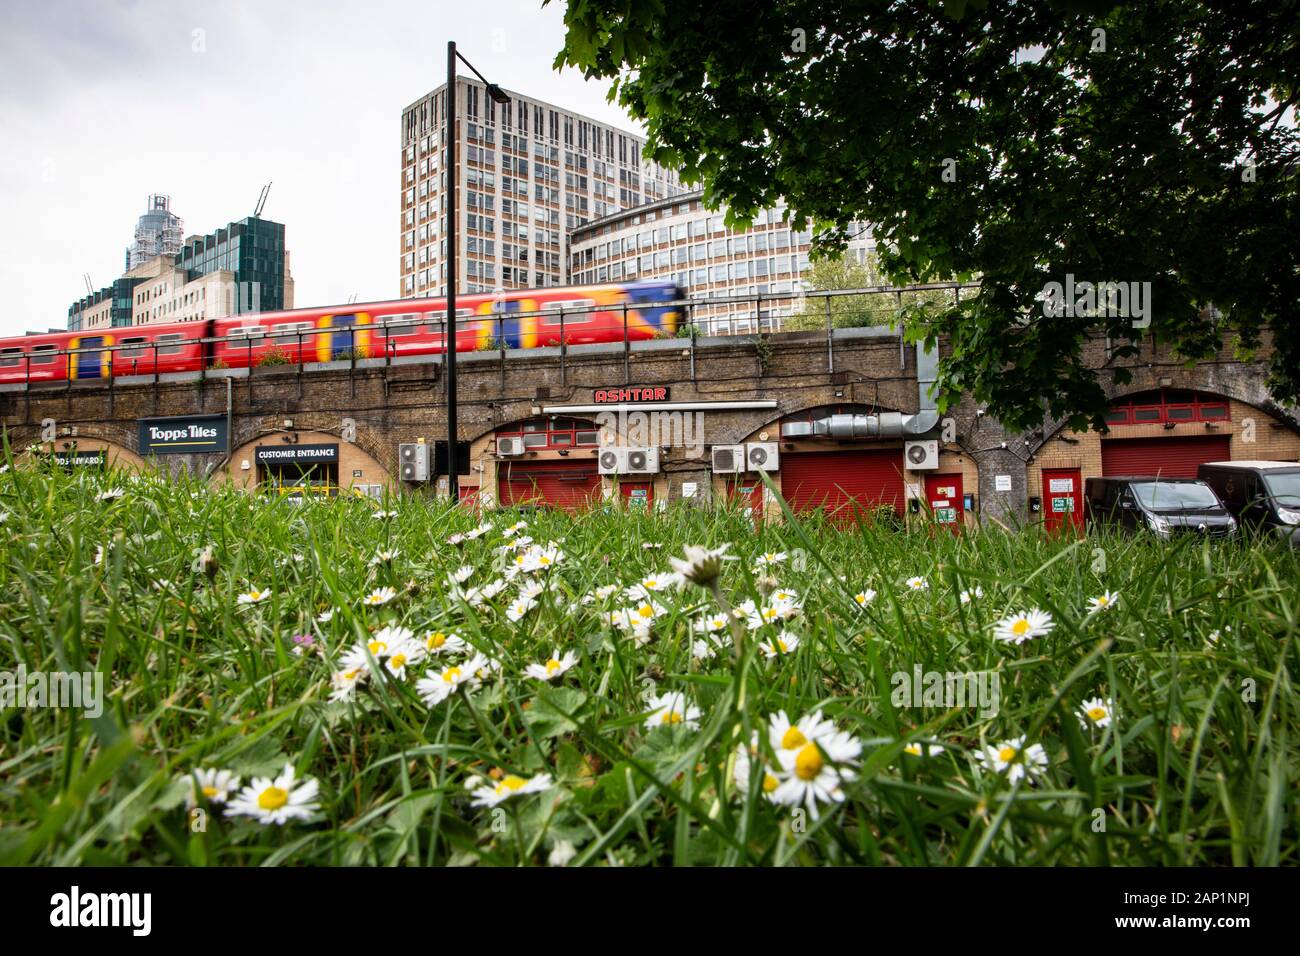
[253,182,272,218]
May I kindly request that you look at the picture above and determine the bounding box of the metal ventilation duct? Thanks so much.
[783,342,941,439]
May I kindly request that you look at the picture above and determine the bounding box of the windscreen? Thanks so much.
[1261,470,1300,506]
[1130,481,1221,511]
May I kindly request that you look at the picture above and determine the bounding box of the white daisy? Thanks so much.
[973,736,1049,784]
[97,488,125,502]
[316,608,335,624]
[759,631,800,658]
[905,576,929,591]
[691,638,718,661]
[694,612,731,634]
[449,565,475,585]
[416,654,486,706]
[503,520,528,537]
[362,586,398,607]
[668,544,732,586]
[517,579,546,601]
[754,551,787,567]
[548,840,578,866]
[992,608,1055,645]
[770,716,861,819]
[469,772,552,807]
[733,733,781,803]
[1087,591,1119,613]
[524,649,578,682]
[1078,696,1115,730]
[224,763,320,825]
[368,550,399,567]
[902,741,945,758]
[506,595,538,622]
[236,588,271,605]
[853,589,877,608]
[330,666,366,702]
[643,690,701,731]
[373,510,399,520]
[959,586,984,605]
[179,768,241,808]
[422,630,467,656]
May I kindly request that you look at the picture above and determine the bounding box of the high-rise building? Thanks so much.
[69,212,293,330]
[399,80,685,298]
[568,189,876,334]
[126,195,185,271]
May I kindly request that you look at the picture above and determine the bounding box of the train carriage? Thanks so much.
[0,322,207,385]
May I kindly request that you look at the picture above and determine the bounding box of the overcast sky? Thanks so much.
[0,0,643,338]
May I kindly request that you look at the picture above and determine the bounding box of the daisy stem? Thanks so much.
[707,580,747,664]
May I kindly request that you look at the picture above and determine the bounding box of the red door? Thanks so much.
[727,477,764,526]
[498,460,601,510]
[1101,436,1231,478]
[618,481,653,511]
[924,473,965,534]
[1042,468,1083,533]
[780,450,904,526]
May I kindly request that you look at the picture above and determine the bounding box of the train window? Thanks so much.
[541,299,595,323]
[155,333,185,355]
[229,326,265,344]
[117,337,147,359]
[0,347,22,367]
[379,314,422,337]
[30,345,56,364]
[273,322,314,344]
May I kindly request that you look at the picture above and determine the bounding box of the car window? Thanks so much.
[1130,481,1220,511]
[1262,471,1300,507]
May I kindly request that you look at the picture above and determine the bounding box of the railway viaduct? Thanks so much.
[1,326,1293,529]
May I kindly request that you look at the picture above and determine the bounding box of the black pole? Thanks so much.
[445,41,459,501]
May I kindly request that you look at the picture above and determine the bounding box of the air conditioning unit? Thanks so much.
[496,436,524,457]
[624,447,660,474]
[904,440,940,470]
[747,442,779,472]
[399,442,429,481]
[598,447,625,475]
[711,444,746,474]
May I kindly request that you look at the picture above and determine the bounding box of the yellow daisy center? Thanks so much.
[637,604,654,619]
[762,773,779,793]
[496,774,527,794]
[904,743,921,756]
[442,667,461,684]
[776,639,788,652]
[545,658,562,674]
[794,743,824,781]
[1088,706,1108,721]
[998,746,1018,762]
[369,641,386,655]
[781,727,807,750]
[1012,619,1030,636]
[390,653,407,670]
[258,786,289,810]
[661,710,683,724]
[427,632,446,648]
[201,785,218,798]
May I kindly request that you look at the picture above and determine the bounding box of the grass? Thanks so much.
[0,451,1296,867]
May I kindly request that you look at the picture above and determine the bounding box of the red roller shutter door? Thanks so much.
[498,460,601,510]
[1101,436,1231,479]
[781,450,904,523]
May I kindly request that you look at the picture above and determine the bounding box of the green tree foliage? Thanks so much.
[788,251,961,330]
[551,0,1300,430]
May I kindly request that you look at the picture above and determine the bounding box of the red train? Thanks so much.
[0,280,682,384]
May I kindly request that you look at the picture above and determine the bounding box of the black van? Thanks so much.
[1197,461,1300,546]
[1084,476,1237,539]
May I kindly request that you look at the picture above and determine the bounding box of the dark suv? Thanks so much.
[1197,461,1300,547]
[1084,476,1237,539]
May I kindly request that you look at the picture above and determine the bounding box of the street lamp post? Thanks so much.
[445,41,509,501]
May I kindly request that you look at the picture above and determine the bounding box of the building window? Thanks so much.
[1103,390,1231,426]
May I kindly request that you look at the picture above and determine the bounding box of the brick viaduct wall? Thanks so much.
[2,329,1293,525]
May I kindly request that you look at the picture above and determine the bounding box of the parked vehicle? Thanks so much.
[1197,460,1300,547]
[1084,476,1237,539]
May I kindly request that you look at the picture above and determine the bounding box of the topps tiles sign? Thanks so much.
[138,415,228,455]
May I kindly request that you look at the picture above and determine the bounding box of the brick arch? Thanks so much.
[4,424,148,473]
[733,400,909,447]
[1031,378,1300,454]
[229,414,394,476]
